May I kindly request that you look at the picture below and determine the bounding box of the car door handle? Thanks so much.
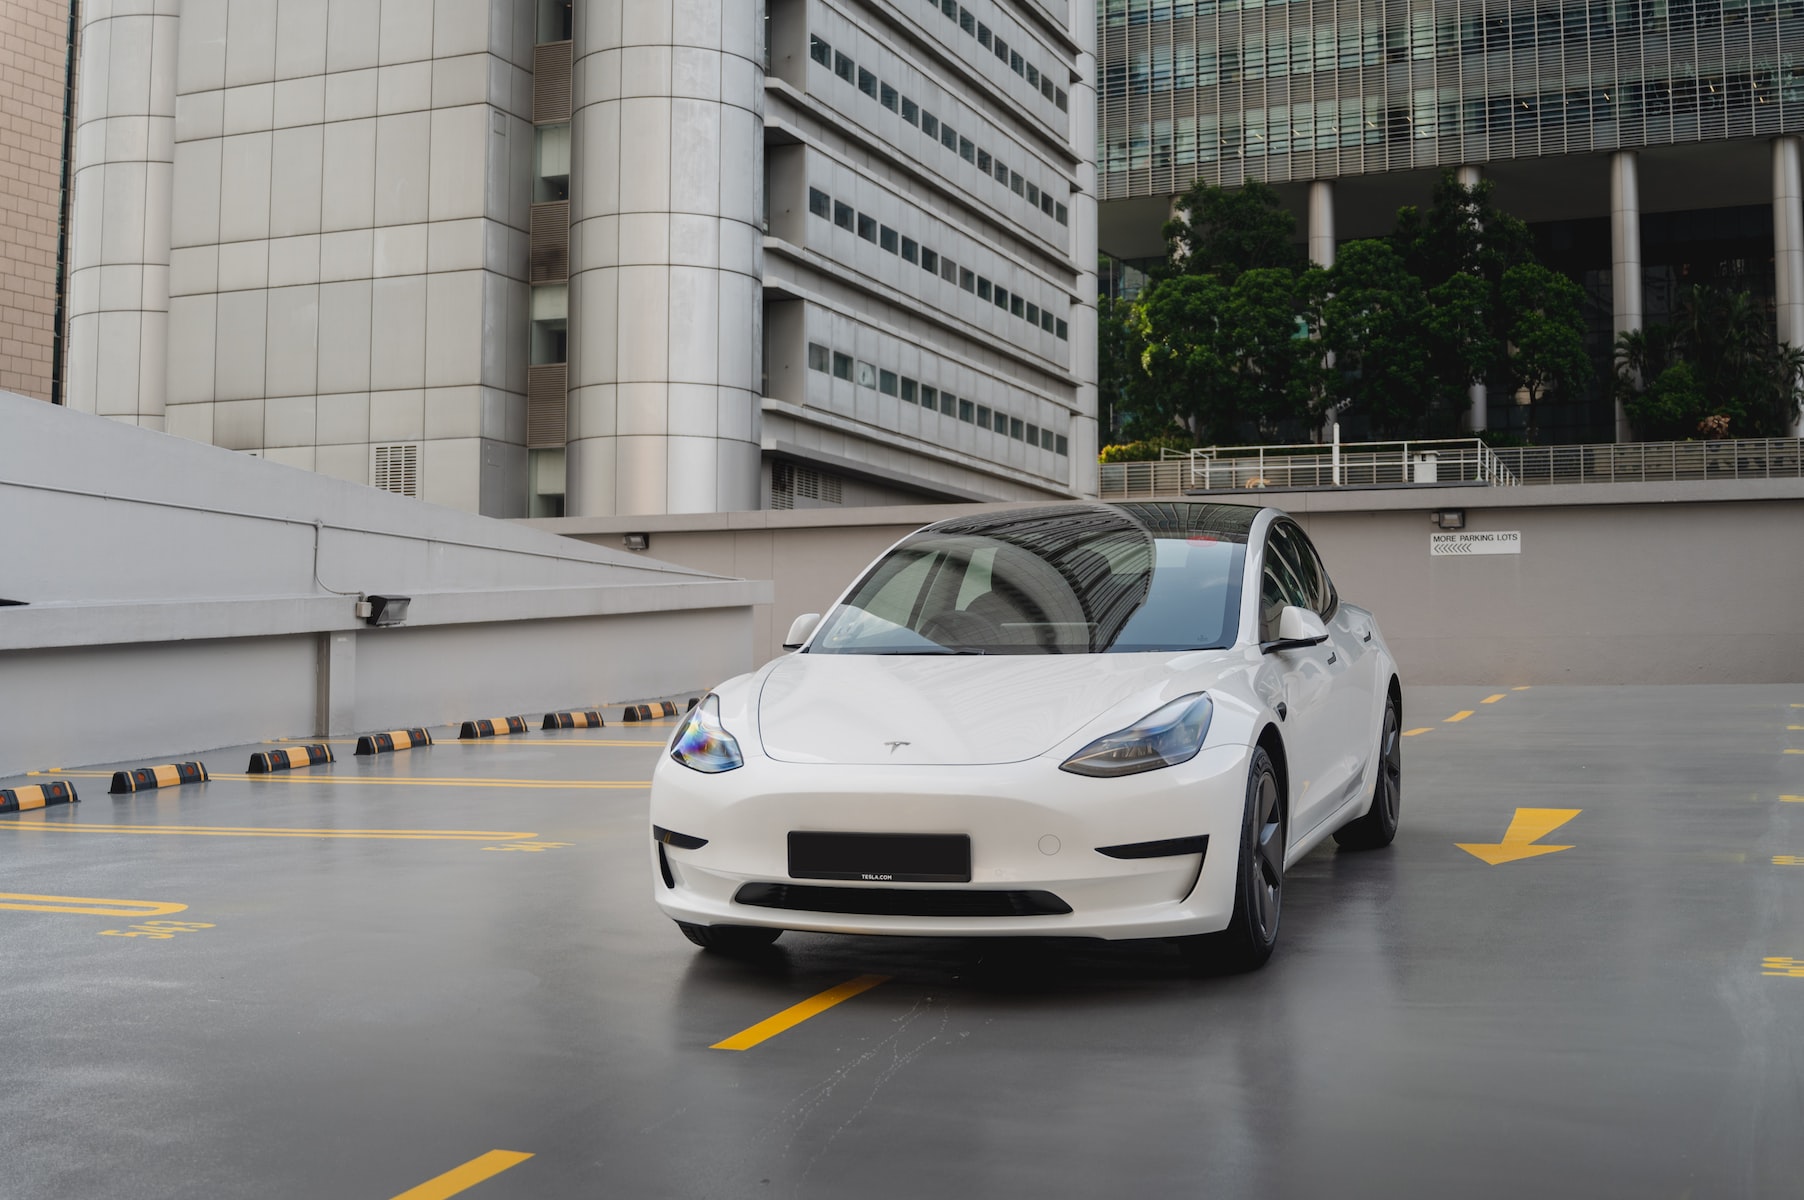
[1361,629,1372,643]
[1326,652,1338,665]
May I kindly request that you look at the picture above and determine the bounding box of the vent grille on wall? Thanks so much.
[534,41,573,124]
[771,462,842,510]
[527,364,568,447]
[530,201,570,283]
[372,443,421,497]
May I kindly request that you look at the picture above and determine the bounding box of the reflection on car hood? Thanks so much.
[756,652,1228,766]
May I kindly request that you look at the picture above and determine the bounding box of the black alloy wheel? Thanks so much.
[1333,693,1401,851]
[1183,745,1284,972]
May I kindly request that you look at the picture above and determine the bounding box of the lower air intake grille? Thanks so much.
[733,883,1071,918]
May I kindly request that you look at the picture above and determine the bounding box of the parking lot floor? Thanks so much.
[1,684,1801,1199]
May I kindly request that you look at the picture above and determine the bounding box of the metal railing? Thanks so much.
[1097,436,1804,498]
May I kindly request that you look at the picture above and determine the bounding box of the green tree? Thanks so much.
[1161,178,1301,281]
[1318,240,1434,437]
[1500,264,1591,436]
[1616,286,1804,438]
[1392,171,1533,290]
[1097,293,1152,439]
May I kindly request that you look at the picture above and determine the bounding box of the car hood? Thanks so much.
[755,652,1228,766]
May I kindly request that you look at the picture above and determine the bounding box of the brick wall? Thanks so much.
[0,0,72,402]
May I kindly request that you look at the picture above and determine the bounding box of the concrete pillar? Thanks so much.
[1069,0,1100,493]
[1307,180,1335,268]
[565,2,765,516]
[1610,150,1643,442]
[64,2,180,429]
[1774,137,1804,436]
[1456,166,1487,433]
[316,631,357,736]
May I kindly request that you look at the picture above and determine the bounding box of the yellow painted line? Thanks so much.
[0,824,538,842]
[1789,726,1804,731]
[1402,727,1433,737]
[0,892,188,917]
[206,773,648,789]
[1783,796,1804,803]
[1480,693,1506,704]
[1512,686,1531,691]
[466,738,665,747]
[390,1150,533,1200]
[1786,750,1804,756]
[1444,710,1474,723]
[1774,856,1804,867]
[1762,957,1804,978]
[712,974,891,1051]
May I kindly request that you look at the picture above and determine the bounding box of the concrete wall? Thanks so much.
[531,477,1804,685]
[0,392,769,776]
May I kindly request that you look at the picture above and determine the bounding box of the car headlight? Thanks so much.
[670,694,745,774]
[1059,693,1213,778]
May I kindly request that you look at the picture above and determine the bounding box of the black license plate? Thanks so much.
[788,832,972,883]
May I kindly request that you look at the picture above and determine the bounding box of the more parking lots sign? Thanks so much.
[1431,531,1522,556]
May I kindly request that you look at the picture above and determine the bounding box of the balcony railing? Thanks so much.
[1097,437,1804,499]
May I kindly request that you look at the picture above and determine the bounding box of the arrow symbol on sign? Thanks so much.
[1457,808,1581,865]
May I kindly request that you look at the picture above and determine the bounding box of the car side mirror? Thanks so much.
[782,612,822,651]
[1262,605,1329,654]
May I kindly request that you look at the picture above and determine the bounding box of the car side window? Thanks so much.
[1259,525,1314,641]
[1291,525,1338,619]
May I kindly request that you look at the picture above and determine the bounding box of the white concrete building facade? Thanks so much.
[63,0,1098,516]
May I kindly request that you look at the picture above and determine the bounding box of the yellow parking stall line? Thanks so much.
[205,773,649,789]
[462,738,666,747]
[389,1150,534,1200]
[0,892,188,917]
[1445,711,1474,723]
[0,824,539,842]
[712,975,891,1051]
[1402,727,1433,737]
[1782,796,1804,803]
[1481,694,1506,704]
[1786,750,1804,756]
[1789,726,1804,731]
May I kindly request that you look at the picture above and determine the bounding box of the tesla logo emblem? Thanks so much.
[884,741,911,754]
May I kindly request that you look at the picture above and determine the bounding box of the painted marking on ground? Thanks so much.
[460,738,667,747]
[1402,727,1433,737]
[1782,796,1804,803]
[205,773,649,789]
[1512,686,1531,691]
[712,975,892,1051]
[1774,856,1804,866]
[390,1150,534,1200]
[1456,808,1581,865]
[0,892,188,917]
[1761,957,1804,978]
[0,824,538,842]
[1786,750,1804,756]
[1445,710,1474,723]
[1481,693,1506,704]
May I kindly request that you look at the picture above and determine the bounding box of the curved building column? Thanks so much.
[64,0,180,428]
[1774,137,1804,436]
[565,1,765,516]
[1070,0,1099,492]
[1456,165,1487,433]
[1610,150,1642,443]
[1307,180,1334,268]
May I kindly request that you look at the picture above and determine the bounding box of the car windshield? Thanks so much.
[809,503,1251,655]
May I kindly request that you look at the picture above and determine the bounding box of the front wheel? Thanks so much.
[676,922,782,954]
[1333,693,1401,851]
[1180,746,1284,973]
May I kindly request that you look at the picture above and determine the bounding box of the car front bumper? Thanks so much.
[649,743,1254,940]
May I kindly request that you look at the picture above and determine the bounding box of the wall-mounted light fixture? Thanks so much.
[1431,509,1466,530]
[623,533,651,551]
[357,595,412,626]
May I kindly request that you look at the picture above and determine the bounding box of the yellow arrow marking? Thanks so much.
[0,892,188,917]
[1456,807,1581,865]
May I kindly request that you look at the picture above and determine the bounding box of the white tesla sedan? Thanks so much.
[650,502,1401,969]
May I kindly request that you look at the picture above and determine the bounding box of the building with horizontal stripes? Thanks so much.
[1096,0,1804,443]
[57,0,1097,516]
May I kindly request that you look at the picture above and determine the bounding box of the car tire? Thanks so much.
[1181,746,1284,973]
[676,921,783,954]
[1332,692,1401,851]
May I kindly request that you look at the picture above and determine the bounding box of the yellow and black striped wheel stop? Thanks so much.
[246,745,334,774]
[1,780,79,813]
[109,762,209,794]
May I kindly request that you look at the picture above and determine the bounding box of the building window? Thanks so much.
[879,369,899,395]
[1055,319,1069,340]
[1041,310,1054,332]
[901,236,918,264]
[1055,87,1067,111]
[859,67,878,98]
[856,361,876,388]
[1011,172,1024,196]
[960,7,975,36]
[807,342,830,372]
[941,392,957,415]
[1026,302,1040,324]
[832,351,853,380]
[1011,50,1024,74]
[941,124,958,151]
[921,112,939,138]
[941,0,956,18]
[978,23,991,49]
[1041,427,1055,450]
[880,225,899,253]
[835,51,855,83]
[976,405,991,429]
[1010,418,1024,440]
[1041,193,1054,216]
[977,149,992,172]
[994,159,1009,183]
[942,257,957,282]
[1026,182,1040,205]
[960,267,975,291]
[857,213,877,242]
[921,385,938,409]
[880,82,898,111]
[1011,295,1024,318]
[809,36,831,66]
[994,285,1008,309]
[900,378,918,403]
[977,278,992,301]
[958,398,974,422]
[901,97,919,124]
[959,137,974,162]
[1055,435,1069,456]
[808,187,830,217]
[833,200,854,230]
[1055,203,1068,226]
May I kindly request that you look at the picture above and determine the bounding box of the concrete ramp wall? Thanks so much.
[0,394,770,775]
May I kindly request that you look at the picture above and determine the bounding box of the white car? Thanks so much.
[650,502,1401,970]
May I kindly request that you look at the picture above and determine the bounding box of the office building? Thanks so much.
[60,0,1098,515]
[1096,0,1804,441]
